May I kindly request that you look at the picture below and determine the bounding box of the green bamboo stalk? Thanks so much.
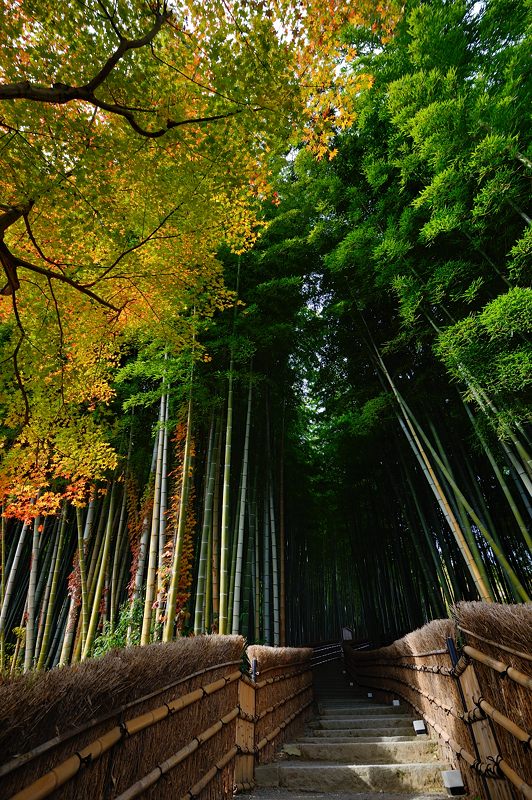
[110,487,128,631]
[263,500,271,644]
[0,513,5,671]
[252,493,260,641]
[400,395,531,602]
[219,356,234,635]
[163,394,194,642]
[0,522,29,648]
[82,485,117,660]
[194,414,216,634]
[34,520,58,666]
[158,393,169,569]
[141,393,166,646]
[211,415,221,629]
[365,326,494,602]
[269,480,280,646]
[402,460,455,608]
[240,518,254,638]
[36,507,68,670]
[23,516,41,672]
[232,375,252,634]
[204,522,212,633]
[429,422,495,601]
[466,406,532,551]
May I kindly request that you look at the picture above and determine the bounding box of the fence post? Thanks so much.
[235,676,256,791]
[454,648,513,800]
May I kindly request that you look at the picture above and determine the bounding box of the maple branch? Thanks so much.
[0,238,121,312]
[47,276,66,403]
[10,294,30,425]
[24,213,65,273]
[82,186,208,288]
[0,4,260,138]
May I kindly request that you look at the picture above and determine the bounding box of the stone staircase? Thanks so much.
[246,657,449,799]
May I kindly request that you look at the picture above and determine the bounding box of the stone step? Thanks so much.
[312,716,414,730]
[307,727,415,738]
[255,761,447,794]
[244,789,449,800]
[300,735,425,744]
[282,740,439,764]
[319,705,406,716]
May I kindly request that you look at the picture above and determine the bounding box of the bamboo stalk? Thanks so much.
[194,414,216,634]
[211,414,221,630]
[263,500,271,644]
[23,516,41,672]
[36,507,68,671]
[141,394,166,645]
[269,480,280,646]
[0,521,29,651]
[232,375,253,634]
[163,393,193,642]
[219,356,234,634]
[0,513,5,671]
[81,486,116,660]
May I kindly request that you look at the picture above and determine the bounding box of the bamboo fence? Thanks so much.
[0,639,314,799]
[247,645,314,765]
[343,602,531,800]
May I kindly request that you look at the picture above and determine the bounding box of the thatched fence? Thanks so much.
[344,602,532,800]
[0,637,313,800]
[247,645,314,765]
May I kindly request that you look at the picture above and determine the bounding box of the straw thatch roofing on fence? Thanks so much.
[454,600,532,655]
[351,618,454,662]
[0,634,245,762]
[247,645,312,671]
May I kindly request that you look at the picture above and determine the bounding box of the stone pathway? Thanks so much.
[240,657,449,799]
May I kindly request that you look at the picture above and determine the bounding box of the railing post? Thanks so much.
[449,639,513,800]
[235,676,256,791]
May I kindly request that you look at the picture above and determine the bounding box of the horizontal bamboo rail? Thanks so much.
[181,745,239,800]
[115,707,240,800]
[464,645,532,690]
[470,699,531,749]
[458,627,532,662]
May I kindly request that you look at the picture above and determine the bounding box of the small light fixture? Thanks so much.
[349,681,354,687]
[367,692,373,698]
[392,699,400,707]
[442,769,466,796]
[413,719,427,735]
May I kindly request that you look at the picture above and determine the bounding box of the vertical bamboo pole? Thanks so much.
[279,402,286,646]
[141,394,166,645]
[232,375,253,634]
[269,481,280,646]
[0,522,29,649]
[194,415,216,634]
[36,506,68,670]
[263,501,271,644]
[23,515,41,672]
[211,416,221,630]
[34,519,59,666]
[163,394,193,642]
[0,512,5,670]
[219,357,234,635]
[81,486,116,660]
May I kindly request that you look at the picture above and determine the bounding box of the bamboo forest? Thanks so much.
[0,0,530,675]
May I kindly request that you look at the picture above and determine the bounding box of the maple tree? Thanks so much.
[0,0,400,513]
